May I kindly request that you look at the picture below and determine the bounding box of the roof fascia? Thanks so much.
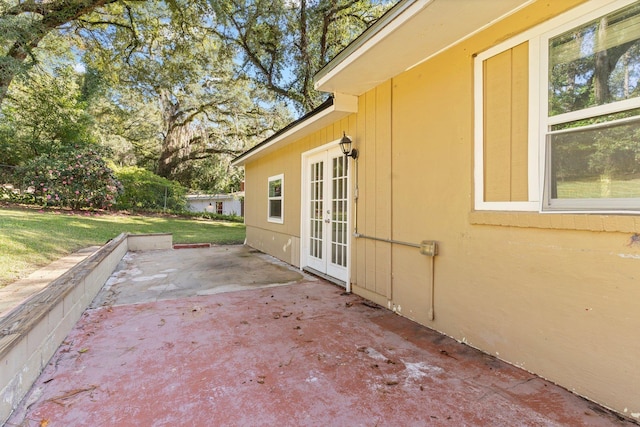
[314,0,430,89]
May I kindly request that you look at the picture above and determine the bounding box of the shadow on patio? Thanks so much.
[6,246,632,426]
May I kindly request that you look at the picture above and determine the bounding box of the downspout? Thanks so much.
[353,156,359,235]
[349,155,359,294]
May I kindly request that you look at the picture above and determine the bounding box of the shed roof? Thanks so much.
[186,192,244,201]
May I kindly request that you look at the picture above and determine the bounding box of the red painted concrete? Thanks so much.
[173,243,211,249]
[8,281,632,426]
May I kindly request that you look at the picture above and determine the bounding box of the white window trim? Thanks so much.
[473,32,540,212]
[474,0,637,213]
[267,174,284,224]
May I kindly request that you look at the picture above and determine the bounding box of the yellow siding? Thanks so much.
[483,49,513,201]
[364,88,377,293]
[350,82,392,299]
[355,94,367,292]
[244,112,358,268]
[243,0,640,419]
[483,42,529,202]
[380,0,639,418]
[510,42,529,200]
[375,83,392,298]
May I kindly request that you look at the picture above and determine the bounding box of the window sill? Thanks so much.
[469,211,640,233]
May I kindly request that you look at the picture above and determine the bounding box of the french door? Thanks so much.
[303,147,349,284]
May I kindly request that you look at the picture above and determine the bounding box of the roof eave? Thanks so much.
[314,0,535,96]
[231,93,358,166]
[314,0,428,86]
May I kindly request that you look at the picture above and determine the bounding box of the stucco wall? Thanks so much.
[242,0,640,419]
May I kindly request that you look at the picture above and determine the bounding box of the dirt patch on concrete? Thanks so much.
[91,245,311,307]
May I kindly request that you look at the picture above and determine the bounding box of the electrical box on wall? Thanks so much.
[420,240,438,256]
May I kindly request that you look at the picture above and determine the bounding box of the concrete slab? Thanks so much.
[5,246,634,426]
[91,245,307,308]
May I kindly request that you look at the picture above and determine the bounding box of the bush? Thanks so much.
[115,166,187,212]
[181,210,244,223]
[16,146,123,209]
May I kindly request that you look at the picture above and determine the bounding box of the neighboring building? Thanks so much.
[232,0,640,421]
[186,193,244,216]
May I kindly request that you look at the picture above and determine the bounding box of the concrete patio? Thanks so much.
[5,245,634,426]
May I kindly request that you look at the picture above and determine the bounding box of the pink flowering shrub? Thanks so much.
[17,146,123,209]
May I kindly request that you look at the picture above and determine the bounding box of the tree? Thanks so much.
[77,0,291,186]
[210,0,393,112]
[0,0,152,106]
[1,0,393,194]
[114,166,186,211]
[0,65,95,161]
[87,82,163,170]
[16,145,122,209]
[549,5,640,115]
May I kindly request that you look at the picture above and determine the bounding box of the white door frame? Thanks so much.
[300,140,352,288]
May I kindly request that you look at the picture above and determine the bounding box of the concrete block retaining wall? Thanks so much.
[0,233,172,424]
[128,233,173,251]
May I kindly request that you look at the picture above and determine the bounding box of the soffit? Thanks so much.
[314,0,534,96]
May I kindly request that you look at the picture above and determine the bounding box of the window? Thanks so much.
[268,174,284,223]
[475,0,640,213]
[216,202,223,215]
[543,2,640,211]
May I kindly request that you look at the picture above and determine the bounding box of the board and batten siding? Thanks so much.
[351,81,393,303]
[483,42,529,202]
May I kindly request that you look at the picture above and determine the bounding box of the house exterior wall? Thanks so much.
[244,115,356,267]
[242,0,640,418]
[351,81,393,304]
[482,42,529,202]
[224,200,242,216]
[187,197,242,216]
[379,0,638,418]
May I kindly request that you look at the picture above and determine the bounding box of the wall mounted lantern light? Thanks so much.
[339,132,358,159]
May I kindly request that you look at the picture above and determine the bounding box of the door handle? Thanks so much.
[325,218,331,224]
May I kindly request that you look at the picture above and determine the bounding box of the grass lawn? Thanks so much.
[0,206,246,288]
[556,177,640,199]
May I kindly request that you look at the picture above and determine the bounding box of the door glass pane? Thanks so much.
[330,156,348,267]
[310,161,323,259]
